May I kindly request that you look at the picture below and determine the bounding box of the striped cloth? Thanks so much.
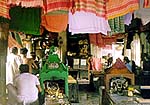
[43,0,72,14]
[0,0,10,19]
[108,16,125,35]
[143,0,150,8]
[71,0,106,18]
[8,35,22,48]
[106,0,139,19]
[7,0,43,8]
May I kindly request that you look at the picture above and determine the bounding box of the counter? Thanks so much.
[105,93,150,105]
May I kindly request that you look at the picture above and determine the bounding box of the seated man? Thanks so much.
[7,64,42,105]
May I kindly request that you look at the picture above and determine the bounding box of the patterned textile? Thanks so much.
[71,0,106,18]
[106,0,139,19]
[43,0,72,14]
[7,0,43,8]
[143,0,150,8]
[108,16,125,35]
[8,35,22,48]
[0,0,10,19]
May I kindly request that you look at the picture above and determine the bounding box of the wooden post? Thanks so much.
[0,23,9,105]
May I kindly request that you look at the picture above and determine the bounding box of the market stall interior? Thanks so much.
[1,0,150,105]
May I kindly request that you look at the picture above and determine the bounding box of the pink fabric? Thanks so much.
[69,11,111,35]
[90,57,102,71]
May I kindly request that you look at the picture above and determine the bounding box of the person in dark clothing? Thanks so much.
[107,53,113,67]
[123,56,136,73]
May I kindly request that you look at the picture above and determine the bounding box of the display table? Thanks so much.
[68,75,77,84]
[69,68,90,84]
[45,96,70,105]
[105,93,150,105]
[68,75,79,103]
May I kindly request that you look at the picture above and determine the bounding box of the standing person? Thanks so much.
[7,64,42,105]
[107,53,113,67]
[123,56,132,72]
[30,52,40,75]
[6,46,22,85]
[20,47,38,74]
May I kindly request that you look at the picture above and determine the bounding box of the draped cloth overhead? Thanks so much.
[106,0,139,19]
[69,11,111,35]
[0,0,10,19]
[108,16,125,35]
[41,13,68,32]
[7,0,43,8]
[71,0,106,18]
[89,33,117,47]
[9,6,41,35]
[43,0,72,14]
[8,35,22,48]
[143,0,150,8]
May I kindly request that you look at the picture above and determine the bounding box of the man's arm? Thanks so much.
[31,59,38,70]
[36,85,42,93]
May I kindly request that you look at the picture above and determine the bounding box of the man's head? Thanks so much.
[19,64,29,73]
[20,47,28,55]
[10,47,18,55]
[124,56,130,63]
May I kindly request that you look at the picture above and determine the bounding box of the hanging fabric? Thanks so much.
[131,33,141,66]
[143,0,150,8]
[0,0,10,19]
[134,0,150,26]
[124,13,132,26]
[41,10,68,32]
[8,34,22,48]
[43,0,72,15]
[108,16,125,35]
[7,0,43,8]
[106,0,139,19]
[71,0,106,18]
[14,32,23,47]
[69,11,111,35]
[89,33,117,48]
[9,6,41,35]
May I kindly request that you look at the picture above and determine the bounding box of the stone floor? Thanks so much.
[71,85,100,105]
[71,91,100,105]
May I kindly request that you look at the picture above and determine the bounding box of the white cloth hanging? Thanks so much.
[69,11,111,35]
